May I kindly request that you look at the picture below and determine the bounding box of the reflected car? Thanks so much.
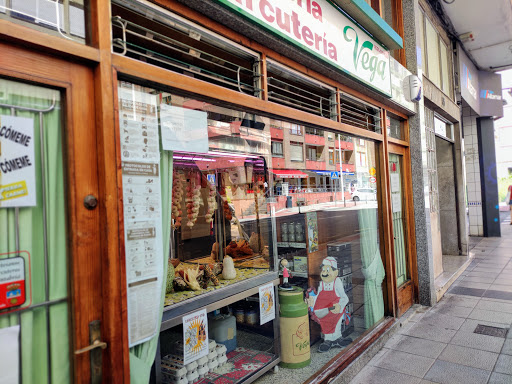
[351,188,377,201]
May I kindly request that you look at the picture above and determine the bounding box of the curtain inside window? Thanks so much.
[0,79,68,384]
[129,150,173,383]
[358,208,385,329]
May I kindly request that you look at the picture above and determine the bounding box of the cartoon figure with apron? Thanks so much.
[306,257,351,352]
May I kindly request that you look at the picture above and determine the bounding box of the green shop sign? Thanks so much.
[214,0,392,96]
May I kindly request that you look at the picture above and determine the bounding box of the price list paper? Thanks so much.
[119,82,164,347]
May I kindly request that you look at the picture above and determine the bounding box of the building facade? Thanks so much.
[2,0,503,383]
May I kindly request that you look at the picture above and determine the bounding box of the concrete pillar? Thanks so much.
[477,117,501,237]
[403,0,436,306]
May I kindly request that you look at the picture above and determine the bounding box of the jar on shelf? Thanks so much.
[295,222,304,242]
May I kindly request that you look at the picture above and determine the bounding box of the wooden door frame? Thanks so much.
[0,42,126,382]
[387,141,418,316]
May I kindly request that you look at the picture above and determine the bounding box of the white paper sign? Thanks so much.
[0,115,36,207]
[160,104,208,153]
[119,82,164,347]
[183,309,209,365]
[390,173,400,193]
[118,86,160,163]
[259,282,275,325]
[0,325,19,384]
[392,192,402,213]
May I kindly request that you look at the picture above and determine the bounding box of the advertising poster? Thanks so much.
[0,257,26,310]
[118,82,164,347]
[183,309,209,365]
[0,115,36,207]
[259,282,275,325]
[160,104,208,153]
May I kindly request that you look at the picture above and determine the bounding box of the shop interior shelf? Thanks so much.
[161,273,279,330]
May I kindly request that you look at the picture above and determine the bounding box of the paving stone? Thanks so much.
[438,294,479,308]
[431,303,473,318]
[501,338,512,355]
[458,318,510,334]
[448,287,486,298]
[475,300,512,314]
[437,344,499,371]
[490,284,512,293]
[403,322,456,343]
[450,329,505,353]
[460,276,496,284]
[468,308,512,325]
[350,366,422,384]
[456,281,492,290]
[424,360,491,384]
[488,372,512,384]
[483,290,512,301]
[495,354,512,375]
[417,312,465,330]
[467,271,500,278]
[384,335,447,359]
[372,349,434,378]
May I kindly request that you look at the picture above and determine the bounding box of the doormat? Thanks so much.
[474,324,508,338]
[194,347,275,384]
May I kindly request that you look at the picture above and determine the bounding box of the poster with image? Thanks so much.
[183,309,209,365]
[0,115,36,207]
[259,282,275,325]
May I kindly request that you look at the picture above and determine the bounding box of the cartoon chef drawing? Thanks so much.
[306,257,350,353]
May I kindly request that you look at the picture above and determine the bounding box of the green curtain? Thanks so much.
[0,79,68,384]
[358,208,385,329]
[129,149,173,383]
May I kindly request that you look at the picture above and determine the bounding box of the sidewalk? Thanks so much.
[349,221,512,384]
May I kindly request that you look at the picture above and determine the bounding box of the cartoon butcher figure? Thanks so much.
[307,257,350,353]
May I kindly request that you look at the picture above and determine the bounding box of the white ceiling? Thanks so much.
[441,0,512,71]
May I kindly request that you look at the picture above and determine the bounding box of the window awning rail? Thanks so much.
[111,15,262,96]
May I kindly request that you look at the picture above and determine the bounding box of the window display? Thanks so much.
[118,80,387,384]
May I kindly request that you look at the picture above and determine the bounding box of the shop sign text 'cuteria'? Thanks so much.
[216,0,391,96]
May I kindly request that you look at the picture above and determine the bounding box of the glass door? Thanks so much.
[0,47,106,382]
[389,153,408,287]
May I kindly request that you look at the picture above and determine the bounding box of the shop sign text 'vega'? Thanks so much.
[216,0,392,96]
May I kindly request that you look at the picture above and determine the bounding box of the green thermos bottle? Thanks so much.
[279,286,311,368]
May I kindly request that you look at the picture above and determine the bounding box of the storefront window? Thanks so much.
[117,80,386,383]
[0,0,86,43]
[387,115,404,140]
[264,122,386,382]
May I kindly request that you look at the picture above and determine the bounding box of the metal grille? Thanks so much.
[0,84,66,384]
[425,107,439,213]
[0,0,86,42]
[111,1,261,97]
[266,61,337,120]
[474,324,508,338]
[340,93,381,132]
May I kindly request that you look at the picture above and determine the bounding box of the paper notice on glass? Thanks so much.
[119,83,164,347]
[160,104,208,153]
[127,279,161,347]
[183,309,209,365]
[118,84,159,163]
[392,192,402,213]
[122,161,161,223]
[0,115,36,208]
[259,282,275,325]
[390,173,400,193]
[0,325,19,384]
